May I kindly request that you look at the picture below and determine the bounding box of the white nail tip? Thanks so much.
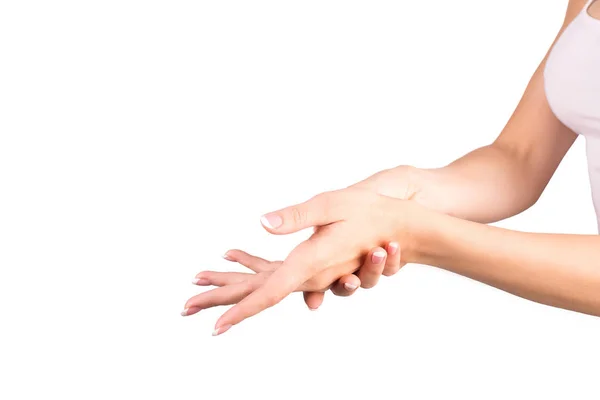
[212,325,232,336]
[373,251,387,258]
[181,308,189,316]
[344,283,358,291]
[260,215,273,229]
[192,278,200,284]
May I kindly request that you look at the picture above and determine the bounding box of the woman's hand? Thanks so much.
[229,243,400,298]
[185,243,399,312]
[300,166,426,308]
[233,239,403,310]
[183,186,428,335]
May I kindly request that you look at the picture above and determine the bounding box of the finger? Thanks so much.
[223,249,273,273]
[183,278,263,315]
[192,271,254,287]
[330,274,361,296]
[383,241,405,277]
[303,291,324,310]
[214,238,326,335]
[357,247,387,289]
[259,190,346,234]
[181,306,202,316]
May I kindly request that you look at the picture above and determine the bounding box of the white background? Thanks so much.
[1,1,599,399]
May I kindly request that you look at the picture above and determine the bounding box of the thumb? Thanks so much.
[260,191,344,234]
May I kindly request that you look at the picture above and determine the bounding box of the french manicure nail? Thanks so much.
[181,308,190,316]
[372,251,386,264]
[192,278,209,285]
[344,283,358,291]
[222,252,234,261]
[212,324,233,336]
[260,213,283,229]
[388,242,399,256]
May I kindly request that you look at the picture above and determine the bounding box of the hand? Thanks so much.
[301,166,425,308]
[187,243,399,312]
[183,186,427,335]
[265,238,402,310]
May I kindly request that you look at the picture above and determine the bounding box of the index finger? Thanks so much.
[212,237,331,335]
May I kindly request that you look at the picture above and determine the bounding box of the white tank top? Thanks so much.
[544,0,600,231]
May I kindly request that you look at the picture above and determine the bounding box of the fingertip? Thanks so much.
[223,249,244,261]
[212,295,259,333]
[342,274,361,290]
[363,249,386,272]
[382,242,402,276]
[370,247,387,265]
[357,247,388,289]
[260,213,283,231]
[193,271,209,280]
[343,282,358,291]
[387,242,400,256]
[303,291,324,310]
[181,306,201,317]
[192,277,209,285]
[212,324,233,336]
[382,266,401,277]
[331,275,360,296]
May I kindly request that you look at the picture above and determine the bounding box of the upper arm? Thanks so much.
[493,0,588,197]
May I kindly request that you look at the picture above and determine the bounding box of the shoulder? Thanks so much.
[563,0,589,25]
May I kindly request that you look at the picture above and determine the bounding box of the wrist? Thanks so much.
[400,201,447,265]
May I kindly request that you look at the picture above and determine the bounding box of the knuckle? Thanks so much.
[313,191,334,214]
[291,206,307,226]
[311,191,329,202]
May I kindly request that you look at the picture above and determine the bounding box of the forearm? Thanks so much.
[408,20,579,224]
[415,143,545,224]
[408,211,600,317]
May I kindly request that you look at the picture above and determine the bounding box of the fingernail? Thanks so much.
[388,242,399,256]
[212,324,233,336]
[371,251,386,264]
[192,278,209,285]
[222,252,234,261]
[181,308,190,316]
[260,213,283,229]
[309,307,319,311]
[344,283,358,291]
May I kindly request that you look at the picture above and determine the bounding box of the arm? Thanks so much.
[307,0,587,304]
[411,210,600,316]
[386,0,586,223]
[189,187,600,335]
[183,1,598,332]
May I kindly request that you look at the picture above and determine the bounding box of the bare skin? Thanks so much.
[183,0,600,334]
[589,0,600,18]
[292,0,595,308]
